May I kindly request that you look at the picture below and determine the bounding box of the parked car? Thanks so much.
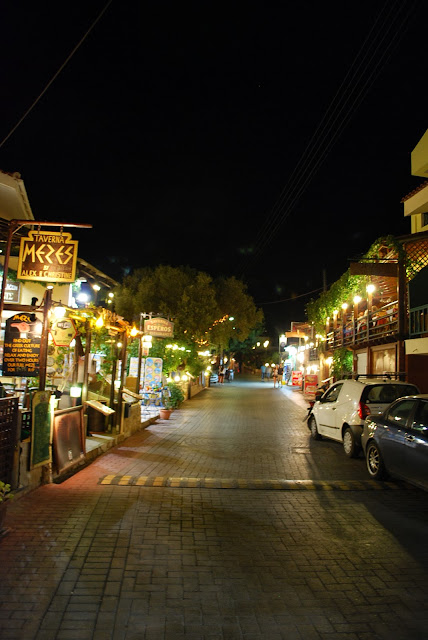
[307,377,419,457]
[361,394,428,490]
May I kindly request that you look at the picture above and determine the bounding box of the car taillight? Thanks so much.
[358,402,371,420]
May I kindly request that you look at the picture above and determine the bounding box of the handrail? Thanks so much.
[326,301,399,349]
[409,304,428,337]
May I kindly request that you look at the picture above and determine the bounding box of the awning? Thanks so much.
[405,337,428,355]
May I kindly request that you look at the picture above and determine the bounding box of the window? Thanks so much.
[423,212,428,228]
[411,400,428,434]
[323,383,343,403]
[386,399,417,425]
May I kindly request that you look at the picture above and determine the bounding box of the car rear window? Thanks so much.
[362,384,419,404]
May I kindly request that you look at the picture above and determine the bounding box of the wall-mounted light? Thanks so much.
[70,384,82,398]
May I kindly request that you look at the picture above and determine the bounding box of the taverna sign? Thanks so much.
[17,230,78,283]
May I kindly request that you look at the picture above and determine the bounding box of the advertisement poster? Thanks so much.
[291,370,303,387]
[304,374,319,397]
[3,313,42,376]
[144,357,163,389]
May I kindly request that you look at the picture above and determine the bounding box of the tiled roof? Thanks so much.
[401,179,428,202]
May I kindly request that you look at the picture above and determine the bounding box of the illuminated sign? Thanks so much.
[50,318,77,347]
[144,317,174,338]
[17,230,78,283]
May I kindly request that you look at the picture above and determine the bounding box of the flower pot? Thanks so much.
[159,408,172,420]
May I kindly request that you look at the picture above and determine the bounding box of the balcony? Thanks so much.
[409,304,428,337]
[326,301,398,350]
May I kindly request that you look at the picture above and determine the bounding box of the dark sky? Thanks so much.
[1,1,427,333]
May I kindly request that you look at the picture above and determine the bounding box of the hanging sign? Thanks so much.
[3,312,42,376]
[50,317,77,347]
[17,230,78,283]
[0,279,20,303]
[144,317,174,338]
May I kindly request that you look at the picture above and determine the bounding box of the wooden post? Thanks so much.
[38,288,52,391]
[116,331,128,432]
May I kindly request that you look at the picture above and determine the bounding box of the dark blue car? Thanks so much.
[361,395,428,490]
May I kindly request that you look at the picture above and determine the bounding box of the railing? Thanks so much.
[326,301,398,349]
[409,304,428,337]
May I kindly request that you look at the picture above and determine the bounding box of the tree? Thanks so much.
[114,265,263,373]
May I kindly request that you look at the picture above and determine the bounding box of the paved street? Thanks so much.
[1,374,428,640]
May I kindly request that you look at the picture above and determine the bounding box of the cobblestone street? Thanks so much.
[1,375,428,640]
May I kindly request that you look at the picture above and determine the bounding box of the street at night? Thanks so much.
[1,375,427,640]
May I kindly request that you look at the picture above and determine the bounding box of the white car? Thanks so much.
[307,377,419,457]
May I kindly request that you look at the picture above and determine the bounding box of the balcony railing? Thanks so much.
[326,301,398,349]
[409,304,428,337]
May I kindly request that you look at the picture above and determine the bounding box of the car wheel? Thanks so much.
[366,441,386,480]
[309,415,321,440]
[343,427,360,458]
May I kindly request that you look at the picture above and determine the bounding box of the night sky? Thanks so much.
[1,1,427,333]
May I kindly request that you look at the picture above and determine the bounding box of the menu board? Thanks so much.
[3,313,42,376]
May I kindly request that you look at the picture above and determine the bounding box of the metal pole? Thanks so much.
[82,319,91,405]
[135,313,143,394]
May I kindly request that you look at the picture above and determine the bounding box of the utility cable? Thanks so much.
[237,0,420,278]
[240,0,414,271]
[0,0,114,150]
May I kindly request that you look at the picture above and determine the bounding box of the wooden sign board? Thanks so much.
[350,262,398,277]
[144,317,174,338]
[17,230,78,283]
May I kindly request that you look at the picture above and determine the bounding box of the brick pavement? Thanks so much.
[1,374,428,640]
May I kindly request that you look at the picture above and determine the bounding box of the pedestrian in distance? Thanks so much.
[266,364,272,381]
[277,364,284,386]
[272,366,279,388]
[218,365,225,384]
[260,364,266,381]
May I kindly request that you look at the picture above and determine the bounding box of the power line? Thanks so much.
[256,286,325,306]
[238,0,420,278]
[0,0,114,150]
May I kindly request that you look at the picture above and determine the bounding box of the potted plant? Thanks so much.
[0,481,13,536]
[159,397,173,420]
[159,382,185,420]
